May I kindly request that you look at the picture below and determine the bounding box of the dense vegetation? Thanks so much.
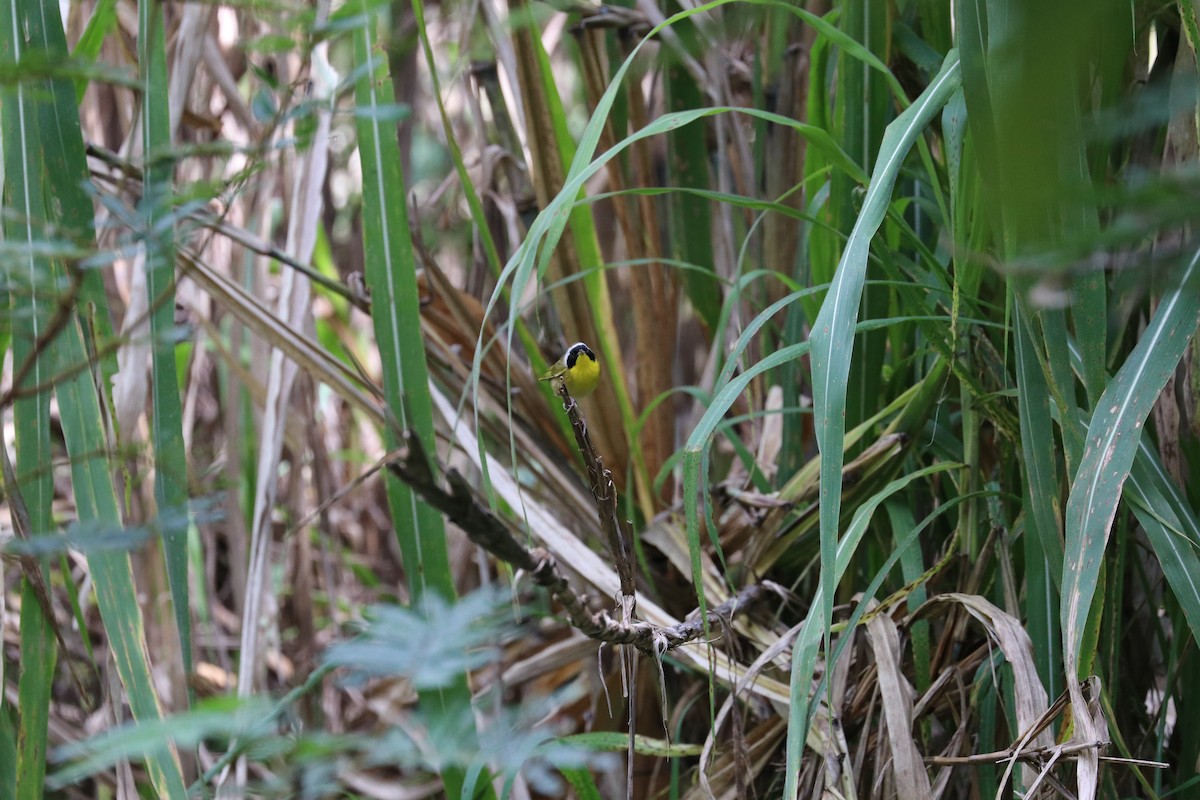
[2,0,1199,798]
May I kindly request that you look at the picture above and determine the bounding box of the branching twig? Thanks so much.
[556,383,638,609]
[383,430,768,656]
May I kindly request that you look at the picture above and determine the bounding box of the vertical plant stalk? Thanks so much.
[353,0,451,614]
[762,17,811,303]
[661,10,720,334]
[837,0,891,448]
[140,0,193,697]
[557,383,638,603]
[623,40,677,501]
[352,3,488,796]
[236,0,330,723]
[0,1,56,794]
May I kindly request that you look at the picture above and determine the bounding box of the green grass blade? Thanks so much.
[1038,306,1085,470]
[836,0,891,442]
[351,5,484,796]
[885,500,931,697]
[663,46,720,332]
[1073,268,1107,404]
[1,4,59,795]
[1012,291,1065,577]
[352,0,451,604]
[0,699,15,798]
[953,0,1004,240]
[71,0,118,102]
[686,316,922,457]
[1131,438,1200,555]
[5,29,183,800]
[21,0,117,719]
[559,765,605,800]
[138,0,192,693]
[801,50,959,800]
[1062,246,1200,687]
[1013,300,1064,698]
[10,0,223,792]
[51,214,189,800]
[1127,456,1200,643]
[1061,340,1200,655]
[487,105,862,347]
[13,584,55,800]
[27,0,116,385]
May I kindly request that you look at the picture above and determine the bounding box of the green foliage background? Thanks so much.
[2,0,1200,797]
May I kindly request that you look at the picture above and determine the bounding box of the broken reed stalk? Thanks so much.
[554,382,638,611]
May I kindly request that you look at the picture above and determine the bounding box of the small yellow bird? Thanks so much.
[540,342,600,398]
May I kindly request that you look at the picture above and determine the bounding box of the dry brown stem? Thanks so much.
[383,428,769,656]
